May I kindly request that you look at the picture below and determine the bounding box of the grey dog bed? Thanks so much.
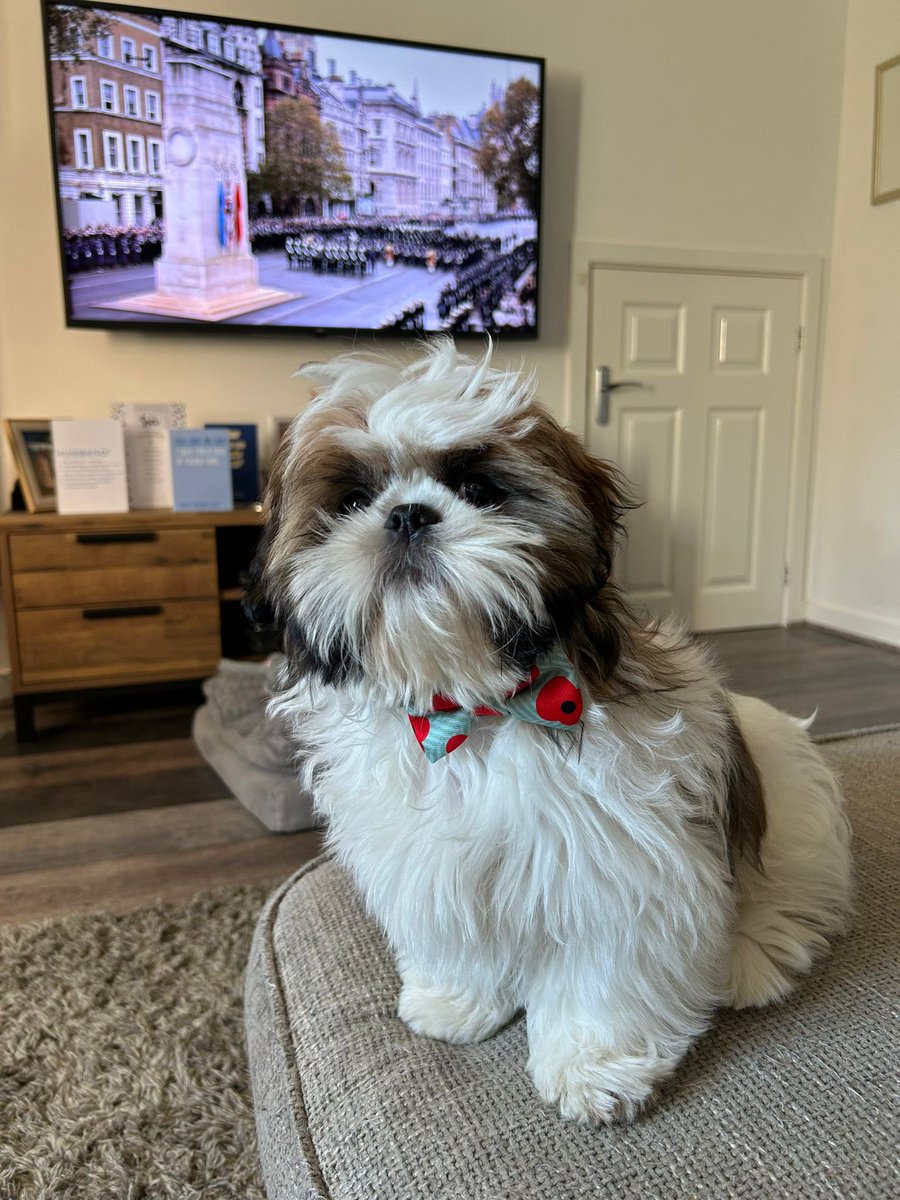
[192,656,317,833]
[244,732,898,1199]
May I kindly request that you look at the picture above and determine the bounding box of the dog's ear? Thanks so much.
[538,424,687,704]
[551,434,689,704]
[242,532,276,631]
[242,434,291,634]
[553,427,637,588]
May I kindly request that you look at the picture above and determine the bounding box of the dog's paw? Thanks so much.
[530,1046,669,1125]
[729,932,797,1009]
[398,981,515,1044]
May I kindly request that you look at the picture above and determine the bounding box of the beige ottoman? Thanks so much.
[244,733,898,1198]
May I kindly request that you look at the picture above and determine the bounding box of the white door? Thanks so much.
[587,267,802,631]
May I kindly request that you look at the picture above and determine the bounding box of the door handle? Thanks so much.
[593,366,649,425]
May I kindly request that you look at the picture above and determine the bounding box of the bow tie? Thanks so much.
[407,647,584,762]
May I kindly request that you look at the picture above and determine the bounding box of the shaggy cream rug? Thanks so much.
[0,885,270,1200]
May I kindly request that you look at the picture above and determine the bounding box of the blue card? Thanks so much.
[170,428,234,512]
[204,423,260,505]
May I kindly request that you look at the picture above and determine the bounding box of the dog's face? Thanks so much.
[248,341,632,709]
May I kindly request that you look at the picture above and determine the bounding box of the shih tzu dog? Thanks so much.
[247,339,852,1124]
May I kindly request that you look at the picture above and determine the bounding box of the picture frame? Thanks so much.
[3,418,57,512]
[871,52,900,205]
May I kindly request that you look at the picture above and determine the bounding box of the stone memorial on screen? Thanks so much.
[104,55,292,322]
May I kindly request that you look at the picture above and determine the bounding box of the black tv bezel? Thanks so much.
[40,0,545,341]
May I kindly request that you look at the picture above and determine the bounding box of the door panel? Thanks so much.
[712,307,771,372]
[700,408,763,589]
[617,408,680,602]
[588,267,801,630]
[624,304,686,372]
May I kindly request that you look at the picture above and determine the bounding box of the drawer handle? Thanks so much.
[76,532,159,545]
[82,605,164,621]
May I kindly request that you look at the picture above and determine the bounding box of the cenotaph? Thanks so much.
[104,55,294,322]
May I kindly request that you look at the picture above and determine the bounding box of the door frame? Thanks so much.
[567,242,824,627]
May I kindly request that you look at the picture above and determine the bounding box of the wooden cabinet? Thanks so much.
[0,508,263,740]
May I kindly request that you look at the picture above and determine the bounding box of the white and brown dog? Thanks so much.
[248,339,852,1124]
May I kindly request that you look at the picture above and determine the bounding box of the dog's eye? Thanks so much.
[337,488,371,515]
[458,473,504,508]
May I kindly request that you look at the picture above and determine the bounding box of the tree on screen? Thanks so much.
[248,97,351,216]
[321,123,353,206]
[477,78,541,215]
[47,5,111,62]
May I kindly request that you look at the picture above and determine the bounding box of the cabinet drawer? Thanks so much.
[13,561,217,608]
[9,528,215,572]
[16,599,221,687]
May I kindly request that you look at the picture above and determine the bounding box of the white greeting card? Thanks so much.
[110,403,183,509]
[51,419,129,515]
[123,426,174,509]
[110,401,187,430]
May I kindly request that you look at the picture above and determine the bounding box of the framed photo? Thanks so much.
[3,419,57,512]
[872,53,900,205]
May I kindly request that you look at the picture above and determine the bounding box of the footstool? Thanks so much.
[244,833,896,1200]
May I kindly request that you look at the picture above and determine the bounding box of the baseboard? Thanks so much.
[804,599,900,651]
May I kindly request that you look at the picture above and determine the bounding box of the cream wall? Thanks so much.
[806,0,900,648]
[0,0,847,495]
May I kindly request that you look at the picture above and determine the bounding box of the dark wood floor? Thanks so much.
[1,624,898,923]
[0,684,323,923]
[702,624,900,737]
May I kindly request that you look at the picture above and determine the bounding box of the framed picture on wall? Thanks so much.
[872,52,900,205]
[3,419,58,512]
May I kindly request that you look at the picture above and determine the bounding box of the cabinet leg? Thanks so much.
[13,695,37,742]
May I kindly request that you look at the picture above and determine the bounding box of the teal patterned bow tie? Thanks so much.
[407,646,584,762]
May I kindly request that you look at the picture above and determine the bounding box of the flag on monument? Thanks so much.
[217,178,226,249]
[234,182,243,245]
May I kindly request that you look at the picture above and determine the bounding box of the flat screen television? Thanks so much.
[41,1,544,338]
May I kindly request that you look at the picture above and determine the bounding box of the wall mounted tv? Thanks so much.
[42,1,544,338]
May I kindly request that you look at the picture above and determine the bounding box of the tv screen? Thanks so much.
[42,2,544,338]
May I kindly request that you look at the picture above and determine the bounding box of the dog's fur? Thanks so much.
[248,339,853,1124]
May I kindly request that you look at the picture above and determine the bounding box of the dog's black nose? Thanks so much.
[384,503,441,540]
